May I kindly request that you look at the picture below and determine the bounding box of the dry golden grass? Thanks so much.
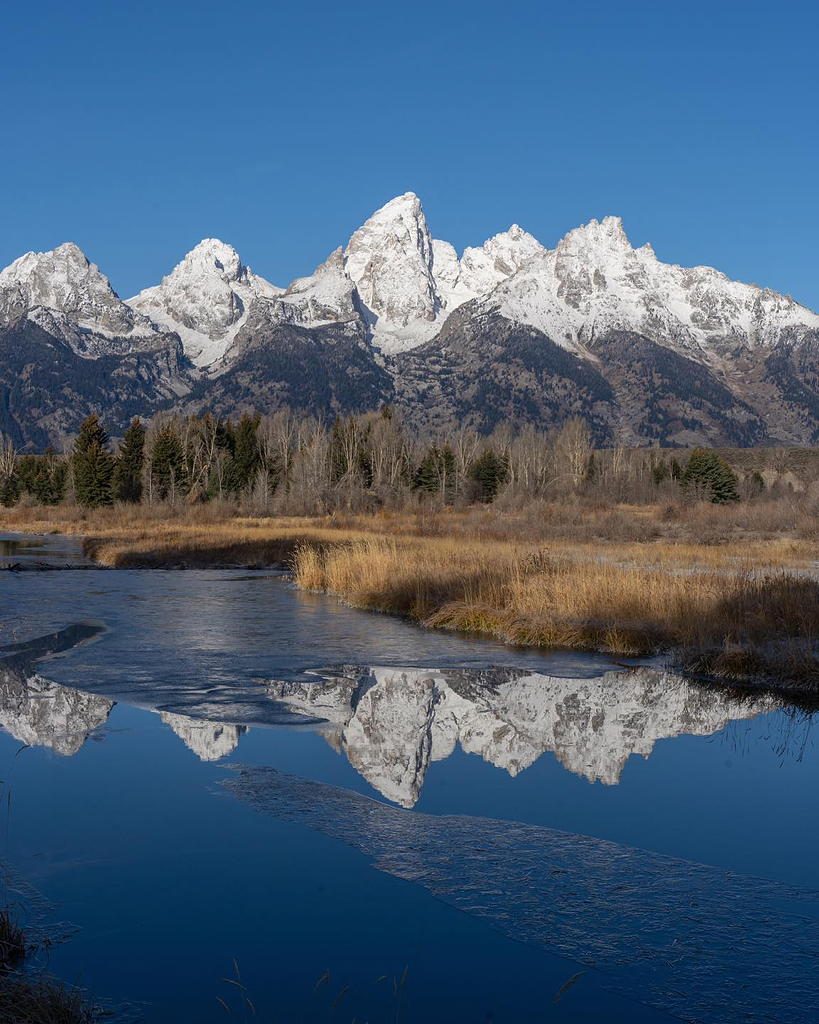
[294,537,819,688]
[0,504,372,568]
[3,502,817,687]
[1,501,816,571]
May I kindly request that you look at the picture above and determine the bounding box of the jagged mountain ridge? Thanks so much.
[265,665,776,807]
[1,193,817,448]
[0,659,776,789]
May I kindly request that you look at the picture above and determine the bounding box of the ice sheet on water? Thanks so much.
[225,766,819,1024]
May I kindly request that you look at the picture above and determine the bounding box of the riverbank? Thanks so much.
[2,503,817,690]
[293,537,818,691]
[2,500,817,570]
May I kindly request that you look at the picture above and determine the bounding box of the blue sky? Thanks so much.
[2,0,817,307]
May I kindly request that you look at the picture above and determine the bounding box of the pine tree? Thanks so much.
[72,415,114,508]
[150,425,188,502]
[0,437,19,507]
[681,449,739,504]
[113,418,146,503]
[230,414,261,494]
[413,444,456,501]
[0,474,19,506]
[469,448,509,502]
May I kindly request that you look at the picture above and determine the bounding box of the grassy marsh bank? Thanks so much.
[294,537,819,690]
[2,501,817,689]
[1,499,817,571]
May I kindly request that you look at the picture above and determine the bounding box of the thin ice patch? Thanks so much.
[225,766,819,1024]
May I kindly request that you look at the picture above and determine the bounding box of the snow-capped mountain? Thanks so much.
[0,666,113,756]
[437,223,546,312]
[340,193,547,354]
[128,238,282,366]
[0,242,163,357]
[159,710,246,761]
[480,215,819,361]
[267,248,359,328]
[266,666,775,807]
[1,191,817,448]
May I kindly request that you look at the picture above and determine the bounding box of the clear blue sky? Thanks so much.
[2,0,817,308]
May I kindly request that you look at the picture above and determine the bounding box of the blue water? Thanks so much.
[0,534,817,1023]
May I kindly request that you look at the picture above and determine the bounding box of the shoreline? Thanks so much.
[2,510,817,697]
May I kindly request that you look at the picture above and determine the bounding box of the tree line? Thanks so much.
[0,408,755,511]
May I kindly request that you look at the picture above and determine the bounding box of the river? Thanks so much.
[0,533,817,1023]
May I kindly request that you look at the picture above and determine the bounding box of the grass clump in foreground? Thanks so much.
[0,976,99,1024]
[294,538,819,690]
[0,912,26,969]
[0,910,99,1024]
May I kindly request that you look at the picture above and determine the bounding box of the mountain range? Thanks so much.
[0,655,774,801]
[2,193,817,449]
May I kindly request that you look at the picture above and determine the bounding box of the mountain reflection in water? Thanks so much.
[264,665,780,805]
[0,627,782,801]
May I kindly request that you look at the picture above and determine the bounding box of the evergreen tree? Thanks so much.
[413,444,456,501]
[0,474,19,507]
[37,450,68,505]
[681,448,739,504]
[150,425,188,502]
[230,414,261,493]
[72,416,114,508]
[469,448,509,502]
[113,418,146,503]
[652,459,670,485]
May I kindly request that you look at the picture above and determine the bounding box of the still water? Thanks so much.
[0,534,817,1023]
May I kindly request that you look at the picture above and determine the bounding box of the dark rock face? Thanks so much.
[394,307,616,441]
[179,318,394,421]
[0,318,187,449]
[589,331,770,447]
[2,308,817,450]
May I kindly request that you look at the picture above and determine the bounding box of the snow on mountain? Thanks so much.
[265,665,775,806]
[442,224,546,309]
[343,192,443,354]
[128,238,282,366]
[159,710,246,761]
[4,195,817,385]
[485,216,819,360]
[0,242,160,355]
[0,668,113,756]
[269,248,359,328]
[341,194,548,355]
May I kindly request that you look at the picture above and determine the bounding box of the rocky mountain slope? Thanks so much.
[2,193,817,448]
[265,665,775,806]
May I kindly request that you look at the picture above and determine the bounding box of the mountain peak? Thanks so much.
[271,246,358,328]
[558,215,632,254]
[52,241,89,260]
[127,239,281,366]
[344,192,439,351]
[0,241,150,341]
[174,238,245,284]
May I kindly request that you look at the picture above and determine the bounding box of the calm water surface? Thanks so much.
[0,533,817,1023]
